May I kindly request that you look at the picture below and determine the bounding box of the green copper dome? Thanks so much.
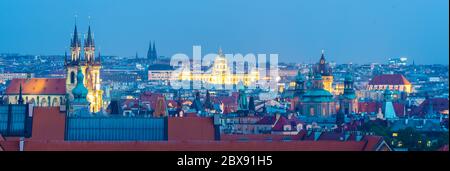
[72,67,89,102]
[302,88,334,102]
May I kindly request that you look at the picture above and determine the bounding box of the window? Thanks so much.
[70,71,75,84]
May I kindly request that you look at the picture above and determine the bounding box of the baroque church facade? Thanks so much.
[292,51,357,118]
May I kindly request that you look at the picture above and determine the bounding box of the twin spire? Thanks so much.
[71,24,95,48]
[147,41,157,61]
[68,23,99,64]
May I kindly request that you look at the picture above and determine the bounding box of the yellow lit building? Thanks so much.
[178,49,260,87]
[65,24,103,113]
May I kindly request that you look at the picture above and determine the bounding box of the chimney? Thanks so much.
[19,137,24,151]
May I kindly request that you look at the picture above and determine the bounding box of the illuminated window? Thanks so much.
[392,133,398,137]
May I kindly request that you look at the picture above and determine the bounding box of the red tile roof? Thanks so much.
[393,103,406,117]
[256,115,277,125]
[29,107,66,141]
[369,74,411,85]
[272,116,304,132]
[413,98,449,117]
[358,102,405,117]
[22,138,386,151]
[221,133,303,141]
[358,102,381,114]
[0,136,20,151]
[168,117,216,141]
[5,78,66,95]
[121,92,169,111]
[139,92,165,110]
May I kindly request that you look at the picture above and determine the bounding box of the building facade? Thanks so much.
[299,73,336,117]
[367,74,412,93]
[5,78,66,107]
[178,48,260,88]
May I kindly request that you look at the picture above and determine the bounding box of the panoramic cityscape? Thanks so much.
[0,0,448,155]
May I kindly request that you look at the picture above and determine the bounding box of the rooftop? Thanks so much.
[369,74,411,85]
[5,78,66,95]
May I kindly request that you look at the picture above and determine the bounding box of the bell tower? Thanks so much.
[315,50,333,93]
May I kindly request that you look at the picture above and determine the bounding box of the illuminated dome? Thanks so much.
[72,67,89,102]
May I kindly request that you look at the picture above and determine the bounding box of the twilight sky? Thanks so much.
[0,0,448,64]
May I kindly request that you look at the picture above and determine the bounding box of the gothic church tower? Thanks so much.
[65,23,103,113]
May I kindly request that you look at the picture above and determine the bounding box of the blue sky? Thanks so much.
[0,0,448,64]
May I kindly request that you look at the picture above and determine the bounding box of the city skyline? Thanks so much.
[0,0,448,65]
[0,0,448,155]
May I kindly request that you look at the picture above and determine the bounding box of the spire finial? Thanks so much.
[152,41,157,59]
[74,14,78,25]
[218,46,223,56]
[322,49,325,55]
[85,20,94,48]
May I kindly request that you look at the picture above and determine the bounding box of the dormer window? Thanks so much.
[283,125,291,131]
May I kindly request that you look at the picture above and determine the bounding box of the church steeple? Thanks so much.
[218,47,223,56]
[85,25,95,48]
[147,41,152,60]
[71,24,81,48]
[18,83,24,105]
[343,73,356,98]
[66,22,103,113]
[320,50,326,64]
[70,24,82,62]
[152,41,157,59]
[84,25,95,63]
[97,51,101,63]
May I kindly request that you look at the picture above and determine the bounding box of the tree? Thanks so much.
[395,127,421,151]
